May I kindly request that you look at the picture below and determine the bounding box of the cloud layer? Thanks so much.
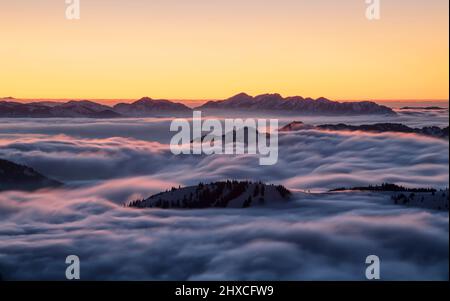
[0,190,447,280]
[0,127,448,190]
[0,114,448,280]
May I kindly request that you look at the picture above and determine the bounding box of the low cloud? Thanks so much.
[0,117,448,280]
[1,127,448,190]
[0,190,447,280]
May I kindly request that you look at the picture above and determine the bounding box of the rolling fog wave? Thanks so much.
[0,117,448,280]
[0,128,448,190]
[0,190,448,280]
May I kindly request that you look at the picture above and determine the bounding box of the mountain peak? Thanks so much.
[133,97,175,105]
[112,97,191,117]
[255,93,282,98]
[65,100,99,105]
[195,92,396,115]
[254,93,284,101]
[134,97,153,103]
[231,92,251,98]
[226,92,254,102]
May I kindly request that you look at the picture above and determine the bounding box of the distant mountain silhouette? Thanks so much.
[0,97,190,118]
[1,93,396,117]
[0,159,62,191]
[280,121,449,140]
[0,101,54,117]
[400,106,447,110]
[0,100,120,118]
[113,97,191,117]
[196,93,395,115]
[47,100,122,118]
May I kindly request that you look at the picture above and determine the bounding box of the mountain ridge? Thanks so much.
[195,93,395,115]
[113,97,191,117]
[280,121,449,139]
[0,97,191,118]
[1,93,396,117]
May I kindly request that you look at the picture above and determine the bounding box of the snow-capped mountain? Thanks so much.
[0,159,62,191]
[196,93,395,115]
[128,181,292,209]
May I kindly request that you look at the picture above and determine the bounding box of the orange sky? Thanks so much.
[0,0,448,101]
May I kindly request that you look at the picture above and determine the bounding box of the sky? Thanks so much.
[0,0,448,101]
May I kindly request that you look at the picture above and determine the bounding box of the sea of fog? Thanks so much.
[0,109,448,280]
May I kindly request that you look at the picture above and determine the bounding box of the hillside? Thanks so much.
[128,181,291,209]
[0,159,62,191]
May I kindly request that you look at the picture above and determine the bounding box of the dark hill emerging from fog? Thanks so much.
[128,181,292,209]
[280,121,449,140]
[0,159,62,191]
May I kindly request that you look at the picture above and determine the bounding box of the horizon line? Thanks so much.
[2,96,449,103]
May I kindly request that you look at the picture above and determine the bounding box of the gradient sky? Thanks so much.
[0,0,448,100]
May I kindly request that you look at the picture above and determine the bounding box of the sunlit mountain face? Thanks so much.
[0,0,449,281]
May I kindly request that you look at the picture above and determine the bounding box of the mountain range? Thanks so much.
[196,93,395,115]
[0,93,395,118]
[0,97,191,118]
